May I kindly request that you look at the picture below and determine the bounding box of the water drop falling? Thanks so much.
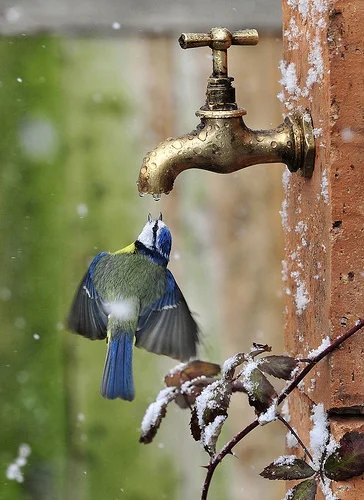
[152,193,161,202]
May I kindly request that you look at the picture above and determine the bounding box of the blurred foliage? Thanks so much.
[0,36,180,500]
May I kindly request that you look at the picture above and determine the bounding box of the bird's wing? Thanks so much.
[135,270,199,361]
[67,252,109,340]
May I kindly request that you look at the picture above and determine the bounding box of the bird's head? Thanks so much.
[136,213,172,264]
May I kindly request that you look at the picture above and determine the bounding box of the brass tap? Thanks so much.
[137,27,315,196]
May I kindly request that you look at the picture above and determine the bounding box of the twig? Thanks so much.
[277,318,364,405]
[200,319,364,500]
[277,414,313,462]
[201,420,259,500]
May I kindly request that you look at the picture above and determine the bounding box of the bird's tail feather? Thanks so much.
[101,332,135,401]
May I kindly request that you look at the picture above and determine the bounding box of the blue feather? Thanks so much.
[101,332,135,401]
[84,251,108,299]
[67,252,109,339]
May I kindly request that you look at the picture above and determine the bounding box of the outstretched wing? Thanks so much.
[135,270,199,361]
[67,252,109,340]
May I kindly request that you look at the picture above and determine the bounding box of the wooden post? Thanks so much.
[282,1,364,498]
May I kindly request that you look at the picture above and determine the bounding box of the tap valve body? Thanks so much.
[179,27,259,111]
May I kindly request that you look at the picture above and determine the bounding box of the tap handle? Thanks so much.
[179,27,259,78]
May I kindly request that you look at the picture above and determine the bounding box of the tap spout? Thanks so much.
[137,109,314,195]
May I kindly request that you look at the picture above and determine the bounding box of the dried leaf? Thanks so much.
[190,406,201,442]
[222,353,246,379]
[202,414,227,456]
[139,387,176,444]
[191,379,232,447]
[242,366,278,414]
[324,431,364,480]
[286,479,317,500]
[260,457,315,480]
[165,360,220,388]
[259,355,298,380]
[175,377,217,409]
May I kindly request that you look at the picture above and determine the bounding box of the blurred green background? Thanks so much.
[0,27,285,499]
[0,36,225,500]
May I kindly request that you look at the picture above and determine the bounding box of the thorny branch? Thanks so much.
[200,318,364,500]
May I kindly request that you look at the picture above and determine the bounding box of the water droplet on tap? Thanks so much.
[172,140,182,149]
[193,147,202,155]
[198,130,208,141]
[271,141,278,149]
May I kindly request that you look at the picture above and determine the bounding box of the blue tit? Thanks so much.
[67,213,199,401]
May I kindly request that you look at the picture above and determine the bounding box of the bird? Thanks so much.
[67,213,199,401]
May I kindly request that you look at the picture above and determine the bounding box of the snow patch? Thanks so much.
[195,380,221,428]
[309,403,328,468]
[140,387,176,433]
[258,399,278,425]
[273,454,297,466]
[202,414,226,451]
[308,336,330,359]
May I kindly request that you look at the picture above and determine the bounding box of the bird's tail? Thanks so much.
[101,332,135,401]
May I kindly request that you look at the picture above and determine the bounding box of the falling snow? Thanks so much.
[77,203,88,217]
[341,127,354,143]
[6,444,31,483]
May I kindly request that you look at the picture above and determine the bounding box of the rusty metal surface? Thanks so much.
[0,0,281,36]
